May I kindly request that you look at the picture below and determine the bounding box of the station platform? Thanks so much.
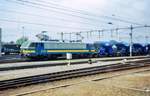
[0,56,149,71]
[0,54,21,60]
[0,54,25,64]
[0,57,149,82]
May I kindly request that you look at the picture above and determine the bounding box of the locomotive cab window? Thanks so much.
[29,43,36,48]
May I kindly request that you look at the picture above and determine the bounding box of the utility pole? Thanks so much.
[22,26,25,38]
[110,29,113,39]
[69,33,71,42]
[90,30,92,37]
[76,32,79,41]
[145,36,149,44]
[116,28,119,41]
[129,25,133,57]
[86,31,89,39]
[98,30,101,40]
[60,32,64,42]
[0,28,2,57]
[101,30,104,37]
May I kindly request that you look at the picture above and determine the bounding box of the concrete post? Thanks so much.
[129,25,133,57]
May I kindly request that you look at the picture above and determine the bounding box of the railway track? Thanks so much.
[15,68,150,96]
[0,59,150,90]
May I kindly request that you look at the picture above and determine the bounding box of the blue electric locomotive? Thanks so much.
[20,41,96,59]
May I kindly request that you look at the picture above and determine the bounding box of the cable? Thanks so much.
[17,0,143,25]
[62,25,150,34]
[0,9,99,27]
[62,25,150,42]
[35,0,143,25]
[0,18,92,30]
[5,0,110,24]
[1,17,148,41]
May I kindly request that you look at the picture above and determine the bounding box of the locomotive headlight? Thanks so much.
[26,53,30,56]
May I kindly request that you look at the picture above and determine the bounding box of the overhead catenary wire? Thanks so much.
[61,25,150,35]
[15,0,143,26]
[2,1,148,27]
[60,25,150,42]
[0,18,93,30]
[2,0,150,43]
[5,0,111,25]
[1,17,149,43]
[33,0,143,26]
[0,9,99,27]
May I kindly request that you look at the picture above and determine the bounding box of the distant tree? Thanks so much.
[16,37,28,45]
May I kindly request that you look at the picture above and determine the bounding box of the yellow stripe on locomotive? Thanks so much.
[22,49,96,54]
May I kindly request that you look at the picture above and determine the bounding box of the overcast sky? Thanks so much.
[0,0,149,43]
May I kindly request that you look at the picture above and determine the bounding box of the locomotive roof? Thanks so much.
[28,40,88,44]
